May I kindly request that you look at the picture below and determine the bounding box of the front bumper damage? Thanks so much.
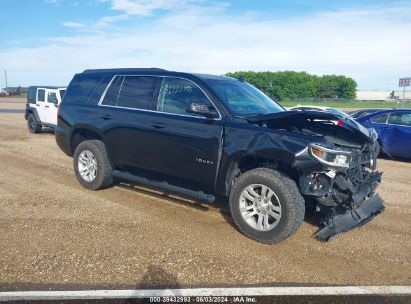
[297,144,384,241]
[313,193,384,241]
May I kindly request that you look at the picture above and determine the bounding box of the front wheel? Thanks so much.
[229,168,305,244]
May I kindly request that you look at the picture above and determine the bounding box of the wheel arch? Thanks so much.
[219,153,298,198]
[70,126,106,156]
[25,108,40,121]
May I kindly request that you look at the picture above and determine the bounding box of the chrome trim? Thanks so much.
[97,74,222,120]
[97,76,117,105]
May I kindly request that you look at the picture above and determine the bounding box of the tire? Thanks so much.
[73,140,113,190]
[27,113,42,134]
[229,168,305,244]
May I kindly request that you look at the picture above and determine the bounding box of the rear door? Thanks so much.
[43,89,59,125]
[383,111,411,158]
[100,75,164,171]
[36,88,47,122]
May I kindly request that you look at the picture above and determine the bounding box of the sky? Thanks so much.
[0,0,410,90]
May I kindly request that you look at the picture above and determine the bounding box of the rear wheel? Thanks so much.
[27,113,42,134]
[229,168,305,244]
[73,140,113,190]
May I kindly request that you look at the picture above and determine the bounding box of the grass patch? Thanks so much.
[279,100,411,109]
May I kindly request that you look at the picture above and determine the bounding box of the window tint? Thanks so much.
[371,114,387,124]
[88,75,112,104]
[58,90,66,101]
[102,76,123,106]
[157,78,211,115]
[37,89,45,102]
[64,73,103,104]
[117,76,160,110]
[387,112,411,126]
[47,92,58,104]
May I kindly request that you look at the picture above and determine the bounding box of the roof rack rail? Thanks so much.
[82,68,168,73]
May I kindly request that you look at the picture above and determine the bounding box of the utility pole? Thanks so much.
[4,70,7,90]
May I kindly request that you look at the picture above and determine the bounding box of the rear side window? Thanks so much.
[387,112,411,127]
[117,76,160,110]
[58,90,66,101]
[101,76,161,110]
[371,114,387,124]
[37,89,45,102]
[102,76,123,106]
[63,73,103,104]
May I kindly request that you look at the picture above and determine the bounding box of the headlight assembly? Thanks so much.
[309,144,352,168]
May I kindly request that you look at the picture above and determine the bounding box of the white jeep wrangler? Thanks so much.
[25,86,66,133]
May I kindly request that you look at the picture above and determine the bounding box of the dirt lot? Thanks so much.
[0,99,410,291]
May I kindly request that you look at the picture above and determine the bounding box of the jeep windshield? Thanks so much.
[205,79,284,117]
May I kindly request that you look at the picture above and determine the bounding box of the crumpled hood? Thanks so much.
[246,110,376,146]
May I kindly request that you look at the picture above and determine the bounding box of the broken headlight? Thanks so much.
[309,144,352,168]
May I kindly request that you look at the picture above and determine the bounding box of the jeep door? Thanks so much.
[36,88,47,122]
[43,90,59,125]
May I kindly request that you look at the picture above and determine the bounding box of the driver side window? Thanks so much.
[157,78,211,116]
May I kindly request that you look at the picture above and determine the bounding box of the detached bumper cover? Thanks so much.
[314,194,384,242]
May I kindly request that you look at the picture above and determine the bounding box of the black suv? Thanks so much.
[56,68,384,243]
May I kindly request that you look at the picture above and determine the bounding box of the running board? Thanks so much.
[112,170,215,203]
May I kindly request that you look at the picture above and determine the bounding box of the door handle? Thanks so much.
[36,104,40,106]
[150,122,166,129]
[45,105,49,108]
[99,114,113,120]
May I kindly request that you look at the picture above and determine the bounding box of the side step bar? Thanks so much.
[112,170,215,203]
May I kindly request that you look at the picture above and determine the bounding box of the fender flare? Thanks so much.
[25,106,40,122]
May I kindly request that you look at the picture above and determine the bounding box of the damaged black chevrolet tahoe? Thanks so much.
[56,68,384,243]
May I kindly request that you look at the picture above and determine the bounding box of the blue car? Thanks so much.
[356,109,411,158]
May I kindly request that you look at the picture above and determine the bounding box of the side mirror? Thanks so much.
[187,101,218,119]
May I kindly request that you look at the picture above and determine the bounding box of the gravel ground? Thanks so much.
[0,102,410,291]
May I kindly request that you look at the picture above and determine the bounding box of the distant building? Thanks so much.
[356,90,411,101]
[3,86,28,95]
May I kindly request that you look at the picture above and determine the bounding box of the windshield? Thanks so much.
[205,79,284,117]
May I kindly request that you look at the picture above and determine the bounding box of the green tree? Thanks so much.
[225,71,357,101]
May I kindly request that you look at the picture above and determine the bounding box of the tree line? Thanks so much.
[225,71,357,101]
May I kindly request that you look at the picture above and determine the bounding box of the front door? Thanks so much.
[146,77,223,190]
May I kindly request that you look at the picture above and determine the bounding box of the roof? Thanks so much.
[28,86,66,89]
[81,68,235,82]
